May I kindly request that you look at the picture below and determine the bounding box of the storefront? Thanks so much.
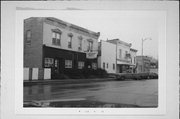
[43,45,97,78]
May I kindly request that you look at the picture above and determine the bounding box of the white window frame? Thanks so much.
[65,60,72,68]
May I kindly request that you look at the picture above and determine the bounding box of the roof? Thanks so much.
[45,17,100,38]
[107,39,132,47]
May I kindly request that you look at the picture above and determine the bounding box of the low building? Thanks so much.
[98,39,137,73]
[24,17,100,80]
[136,56,151,73]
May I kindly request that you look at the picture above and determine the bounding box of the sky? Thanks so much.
[51,10,162,59]
[23,10,164,59]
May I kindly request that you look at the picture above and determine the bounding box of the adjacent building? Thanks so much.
[98,39,137,73]
[136,56,151,73]
[98,40,116,73]
[24,17,100,79]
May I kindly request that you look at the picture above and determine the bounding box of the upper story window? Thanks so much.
[134,57,136,64]
[26,30,31,44]
[113,63,115,70]
[106,63,108,68]
[103,62,105,69]
[68,33,73,48]
[125,51,128,59]
[87,39,93,52]
[119,49,122,59]
[78,36,83,51]
[52,29,61,46]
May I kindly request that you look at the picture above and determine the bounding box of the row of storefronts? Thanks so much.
[23,17,157,80]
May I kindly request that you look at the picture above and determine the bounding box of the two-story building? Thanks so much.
[98,39,137,73]
[24,17,100,79]
[97,40,116,73]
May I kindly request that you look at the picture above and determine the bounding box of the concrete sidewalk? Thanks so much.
[24,78,116,86]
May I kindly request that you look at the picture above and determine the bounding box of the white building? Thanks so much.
[98,39,137,73]
[98,40,116,73]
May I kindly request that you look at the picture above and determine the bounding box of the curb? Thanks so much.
[24,78,116,86]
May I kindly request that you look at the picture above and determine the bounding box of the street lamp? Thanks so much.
[141,37,152,72]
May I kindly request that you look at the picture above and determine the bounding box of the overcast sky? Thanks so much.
[51,10,163,59]
[22,10,164,59]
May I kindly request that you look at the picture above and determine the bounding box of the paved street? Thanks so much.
[24,79,158,107]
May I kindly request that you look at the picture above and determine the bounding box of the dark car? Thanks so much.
[115,72,158,81]
[115,73,141,80]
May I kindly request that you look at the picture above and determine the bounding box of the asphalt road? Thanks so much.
[24,79,158,107]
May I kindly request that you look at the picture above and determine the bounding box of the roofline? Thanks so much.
[107,39,132,47]
[45,17,100,38]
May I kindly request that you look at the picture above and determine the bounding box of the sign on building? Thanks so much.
[86,52,98,59]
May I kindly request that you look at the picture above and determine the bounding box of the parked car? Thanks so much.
[114,72,158,81]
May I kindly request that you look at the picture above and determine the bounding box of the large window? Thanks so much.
[65,60,72,68]
[78,61,84,69]
[26,30,31,44]
[52,31,61,46]
[68,33,73,48]
[44,58,54,67]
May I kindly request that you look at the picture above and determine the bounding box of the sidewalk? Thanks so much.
[24,78,116,86]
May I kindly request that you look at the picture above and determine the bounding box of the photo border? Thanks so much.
[1,1,179,119]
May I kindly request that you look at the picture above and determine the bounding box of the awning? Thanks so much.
[117,61,135,66]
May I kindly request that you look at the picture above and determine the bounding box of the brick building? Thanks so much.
[24,17,100,79]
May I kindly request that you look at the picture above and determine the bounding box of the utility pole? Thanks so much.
[141,37,152,73]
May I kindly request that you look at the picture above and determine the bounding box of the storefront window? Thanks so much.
[44,58,54,67]
[78,61,84,69]
[92,63,97,70]
[65,60,72,68]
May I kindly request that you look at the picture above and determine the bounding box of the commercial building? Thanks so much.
[24,17,100,80]
[98,40,116,73]
[98,39,137,73]
[136,56,151,73]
